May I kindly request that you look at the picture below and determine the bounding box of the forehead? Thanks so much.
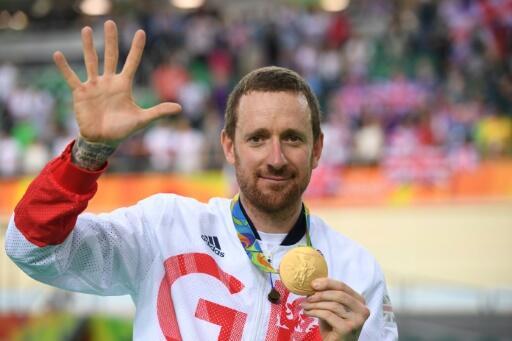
[236,91,312,135]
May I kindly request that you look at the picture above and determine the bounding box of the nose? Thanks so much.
[268,138,287,169]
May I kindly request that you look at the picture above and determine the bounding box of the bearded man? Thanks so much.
[5,20,398,340]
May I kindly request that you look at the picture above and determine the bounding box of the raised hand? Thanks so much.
[302,278,370,341]
[53,20,181,146]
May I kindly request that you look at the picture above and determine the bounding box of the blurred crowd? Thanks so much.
[0,0,511,183]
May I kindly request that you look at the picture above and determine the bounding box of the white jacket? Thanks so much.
[5,146,398,340]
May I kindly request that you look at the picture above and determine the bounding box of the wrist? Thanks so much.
[71,136,117,171]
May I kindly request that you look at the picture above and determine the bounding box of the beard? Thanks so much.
[234,150,312,214]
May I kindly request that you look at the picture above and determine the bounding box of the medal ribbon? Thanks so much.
[230,193,312,274]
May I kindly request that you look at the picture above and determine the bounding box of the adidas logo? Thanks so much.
[201,235,225,257]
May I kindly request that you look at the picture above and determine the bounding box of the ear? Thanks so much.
[221,129,236,165]
[311,132,323,169]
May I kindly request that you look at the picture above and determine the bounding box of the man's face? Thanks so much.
[222,91,323,213]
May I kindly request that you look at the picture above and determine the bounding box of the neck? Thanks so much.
[239,194,302,234]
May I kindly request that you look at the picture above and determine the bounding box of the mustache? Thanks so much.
[259,165,295,177]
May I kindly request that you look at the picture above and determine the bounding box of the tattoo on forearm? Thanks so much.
[71,136,117,170]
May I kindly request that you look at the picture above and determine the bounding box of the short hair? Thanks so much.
[224,66,322,141]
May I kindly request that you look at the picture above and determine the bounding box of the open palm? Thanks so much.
[53,20,181,145]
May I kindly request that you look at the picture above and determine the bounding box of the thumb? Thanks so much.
[141,102,182,122]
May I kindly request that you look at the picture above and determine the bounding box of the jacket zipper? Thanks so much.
[251,272,269,340]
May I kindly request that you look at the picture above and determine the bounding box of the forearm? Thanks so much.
[71,136,117,171]
[6,140,147,295]
[10,142,104,246]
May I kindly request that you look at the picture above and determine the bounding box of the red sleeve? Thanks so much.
[13,141,107,247]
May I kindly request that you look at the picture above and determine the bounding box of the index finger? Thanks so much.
[53,51,81,90]
[312,278,365,303]
[121,29,145,79]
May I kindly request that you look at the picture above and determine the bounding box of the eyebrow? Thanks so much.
[243,128,270,139]
[243,128,308,140]
[281,128,307,140]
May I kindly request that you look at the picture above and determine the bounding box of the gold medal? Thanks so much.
[279,246,328,296]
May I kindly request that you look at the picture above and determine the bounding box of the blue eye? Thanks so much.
[285,135,302,143]
[248,135,263,143]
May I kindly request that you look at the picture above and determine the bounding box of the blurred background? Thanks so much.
[0,0,511,339]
